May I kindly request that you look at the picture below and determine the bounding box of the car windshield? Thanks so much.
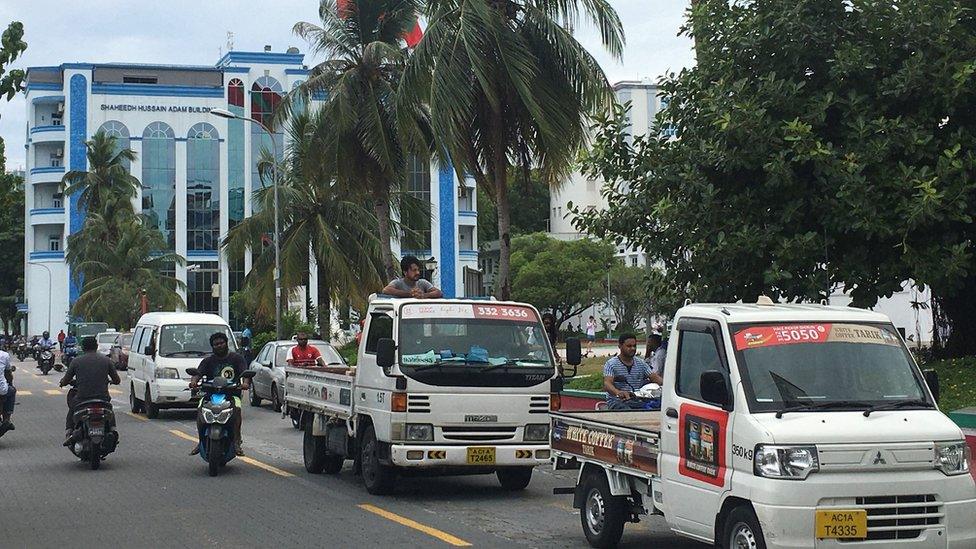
[98,333,118,344]
[158,324,236,357]
[120,333,133,347]
[398,303,553,371]
[732,322,930,412]
[276,342,343,366]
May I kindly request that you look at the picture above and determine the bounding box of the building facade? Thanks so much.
[24,50,478,334]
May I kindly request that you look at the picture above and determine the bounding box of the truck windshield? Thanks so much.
[398,303,554,387]
[731,322,931,413]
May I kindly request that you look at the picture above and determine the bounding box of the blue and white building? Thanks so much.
[24,48,480,334]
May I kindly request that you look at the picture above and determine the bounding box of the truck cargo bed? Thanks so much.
[550,410,661,477]
[552,410,661,434]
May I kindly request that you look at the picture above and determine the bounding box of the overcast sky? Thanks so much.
[0,0,695,171]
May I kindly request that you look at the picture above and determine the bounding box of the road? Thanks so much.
[0,357,706,549]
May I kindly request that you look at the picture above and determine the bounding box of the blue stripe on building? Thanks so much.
[69,73,88,306]
[438,163,456,298]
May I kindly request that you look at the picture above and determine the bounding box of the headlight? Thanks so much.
[754,445,820,480]
[201,408,215,423]
[406,424,433,441]
[524,424,550,441]
[214,409,234,424]
[935,441,971,476]
[155,367,180,379]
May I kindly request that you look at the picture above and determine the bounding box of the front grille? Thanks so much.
[529,396,549,414]
[839,494,943,542]
[441,426,517,441]
[407,395,430,414]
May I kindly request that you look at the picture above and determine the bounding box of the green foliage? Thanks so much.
[607,264,646,332]
[565,373,605,392]
[338,340,359,366]
[402,0,624,298]
[575,0,976,355]
[510,233,614,329]
[924,356,976,413]
[0,21,27,174]
[61,131,139,218]
[0,173,24,333]
[478,170,551,244]
[252,331,276,353]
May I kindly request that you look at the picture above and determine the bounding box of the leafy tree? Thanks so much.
[509,233,614,330]
[224,109,386,334]
[278,0,432,280]
[0,21,27,173]
[478,169,551,244]
[61,131,139,222]
[607,264,645,333]
[0,173,24,334]
[574,0,976,356]
[402,0,624,299]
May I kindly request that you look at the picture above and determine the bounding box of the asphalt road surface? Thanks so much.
[0,357,706,548]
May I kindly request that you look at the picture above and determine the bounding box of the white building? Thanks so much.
[24,49,479,334]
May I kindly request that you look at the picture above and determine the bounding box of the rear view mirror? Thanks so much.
[186,367,199,377]
[923,369,940,404]
[700,370,731,408]
[241,370,256,379]
[565,338,581,366]
[144,344,155,357]
[376,338,396,370]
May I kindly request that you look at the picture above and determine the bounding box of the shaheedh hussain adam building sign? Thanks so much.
[22,48,481,335]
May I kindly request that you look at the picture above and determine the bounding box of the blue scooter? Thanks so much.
[186,368,254,476]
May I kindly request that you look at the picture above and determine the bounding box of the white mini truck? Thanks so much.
[552,302,975,548]
[284,297,566,494]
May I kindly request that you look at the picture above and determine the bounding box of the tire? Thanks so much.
[208,438,223,477]
[722,506,767,549]
[144,387,159,419]
[579,470,627,549]
[496,467,533,491]
[249,387,261,407]
[270,384,282,413]
[129,383,144,413]
[360,424,396,495]
[304,419,343,474]
[290,408,302,430]
[89,450,101,470]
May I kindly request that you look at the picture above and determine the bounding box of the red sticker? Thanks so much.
[678,403,729,488]
[472,305,538,322]
[734,324,831,351]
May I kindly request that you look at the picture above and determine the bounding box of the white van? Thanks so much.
[127,312,236,419]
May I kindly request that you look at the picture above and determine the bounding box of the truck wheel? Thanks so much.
[496,467,533,491]
[580,471,626,548]
[303,419,330,474]
[723,506,767,549]
[361,424,396,495]
[129,383,144,413]
[144,387,159,419]
[249,387,261,407]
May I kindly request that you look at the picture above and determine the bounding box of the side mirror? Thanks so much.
[565,338,581,366]
[144,344,155,357]
[186,367,199,377]
[376,338,396,370]
[241,370,256,379]
[700,370,731,408]
[923,369,940,404]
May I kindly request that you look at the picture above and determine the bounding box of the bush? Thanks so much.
[565,374,605,392]
[252,331,275,353]
[338,341,358,366]
[922,356,976,413]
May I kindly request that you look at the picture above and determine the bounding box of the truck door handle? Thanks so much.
[665,407,678,418]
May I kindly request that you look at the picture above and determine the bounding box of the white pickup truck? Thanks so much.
[553,302,975,548]
[284,296,566,494]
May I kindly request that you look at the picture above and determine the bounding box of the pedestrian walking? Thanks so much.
[585,316,597,356]
[57,329,66,351]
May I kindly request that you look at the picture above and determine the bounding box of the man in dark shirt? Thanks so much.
[59,336,121,443]
[189,332,250,456]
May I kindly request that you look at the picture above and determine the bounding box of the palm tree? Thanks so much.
[61,130,139,222]
[223,109,386,334]
[402,0,624,299]
[278,0,432,279]
[69,215,185,329]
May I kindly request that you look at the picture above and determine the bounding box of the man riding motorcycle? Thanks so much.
[0,346,16,435]
[59,336,120,445]
[189,332,250,456]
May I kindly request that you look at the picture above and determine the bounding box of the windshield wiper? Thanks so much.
[862,399,933,417]
[480,359,550,373]
[774,400,875,418]
[161,350,208,357]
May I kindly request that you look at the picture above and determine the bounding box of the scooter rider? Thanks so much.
[38,331,55,351]
[59,336,120,445]
[189,332,250,456]
[0,346,16,435]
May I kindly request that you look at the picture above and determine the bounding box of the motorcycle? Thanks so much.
[37,347,56,375]
[597,375,662,411]
[62,343,78,368]
[15,342,28,361]
[186,368,255,476]
[67,394,119,470]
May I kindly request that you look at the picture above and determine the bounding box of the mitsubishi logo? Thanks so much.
[872,451,887,465]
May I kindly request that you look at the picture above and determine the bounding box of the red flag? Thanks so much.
[404,20,423,48]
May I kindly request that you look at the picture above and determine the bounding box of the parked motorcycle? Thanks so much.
[67,396,119,470]
[186,368,255,476]
[37,347,56,375]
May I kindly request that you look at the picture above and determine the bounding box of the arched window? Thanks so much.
[97,121,131,170]
[186,122,220,251]
[228,78,245,108]
[291,80,306,115]
[250,76,283,201]
[141,121,176,249]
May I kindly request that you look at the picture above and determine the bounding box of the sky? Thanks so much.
[0,0,695,171]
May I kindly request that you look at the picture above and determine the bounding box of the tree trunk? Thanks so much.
[373,190,398,281]
[935,275,976,358]
[316,260,332,339]
[491,110,512,300]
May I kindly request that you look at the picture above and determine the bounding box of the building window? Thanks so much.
[228,78,245,108]
[459,226,475,251]
[227,79,245,229]
[250,77,283,202]
[142,121,176,249]
[97,121,131,171]
[52,193,62,208]
[187,262,219,314]
[123,75,158,84]
[49,234,61,252]
[403,155,431,252]
[186,122,220,251]
[228,258,245,329]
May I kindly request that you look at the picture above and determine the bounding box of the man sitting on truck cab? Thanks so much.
[603,334,663,410]
[381,256,443,299]
[288,332,326,368]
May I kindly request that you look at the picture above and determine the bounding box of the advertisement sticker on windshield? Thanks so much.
[400,303,538,322]
[472,305,537,322]
[734,324,900,351]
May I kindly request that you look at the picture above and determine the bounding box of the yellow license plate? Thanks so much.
[815,510,867,539]
[466,447,496,465]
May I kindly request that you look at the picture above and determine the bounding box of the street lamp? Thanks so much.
[29,262,53,334]
[211,108,283,339]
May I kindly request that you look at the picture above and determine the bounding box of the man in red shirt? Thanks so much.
[288,332,326,368]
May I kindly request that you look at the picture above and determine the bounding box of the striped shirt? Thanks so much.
[603,355,653,406]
